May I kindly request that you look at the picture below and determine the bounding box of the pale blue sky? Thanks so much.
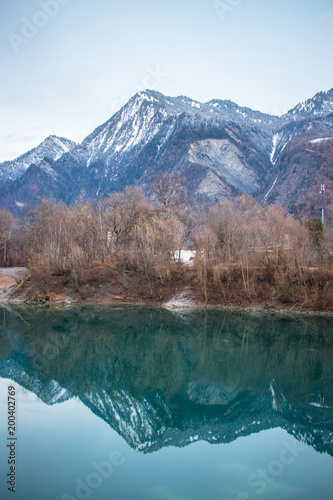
[0,0,332,161]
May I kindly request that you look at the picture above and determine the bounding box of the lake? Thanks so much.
[0,305,332,500]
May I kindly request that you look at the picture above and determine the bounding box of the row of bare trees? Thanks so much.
[194,197,326,304]
[2,175,190,287]
[1,174,332,304]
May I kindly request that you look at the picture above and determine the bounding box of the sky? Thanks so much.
[0,0,332,162]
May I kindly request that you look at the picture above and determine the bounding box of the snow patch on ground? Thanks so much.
[164,287,198,308]
[270,133,279,163]
[172,250,195,266]
[263,177,278,202]
[309,137,333,144]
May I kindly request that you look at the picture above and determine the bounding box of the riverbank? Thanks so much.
[1,266,332,315]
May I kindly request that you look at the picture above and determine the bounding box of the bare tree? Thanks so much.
[0,209,14,266]
[151,172,188,215]
[102,187,153,254]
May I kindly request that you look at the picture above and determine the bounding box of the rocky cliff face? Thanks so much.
[0,89,332,217]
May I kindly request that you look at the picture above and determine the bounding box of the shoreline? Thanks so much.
[4,297,333,318]
[1,267,332,316]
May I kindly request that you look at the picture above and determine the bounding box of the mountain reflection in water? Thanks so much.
[0,305,332,455]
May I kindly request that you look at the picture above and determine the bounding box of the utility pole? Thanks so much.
[320,183,325,228]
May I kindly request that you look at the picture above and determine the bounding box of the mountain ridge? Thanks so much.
[0,135,77,186]
[0,88,332,217]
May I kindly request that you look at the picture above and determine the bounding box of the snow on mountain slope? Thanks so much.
[269,128,297,165]
[285,88,333,120]
[0,88,332,213]
[309,137,333,144]
[267,88,333,167]
[0,135,76,185]
[75,90,277,167]
[56,89,276,201]
[81,92,171,166]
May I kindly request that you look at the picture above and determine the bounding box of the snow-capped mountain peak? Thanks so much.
[286,88,333,119]
[0,135,76,185]
[80,90,170,165]
[77,89,279,172]
[1,88,332,216]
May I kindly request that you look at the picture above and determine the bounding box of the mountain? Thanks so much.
[285,88,333,120]
[263,90,333,213]
[0,135,76,186]
[264,114,333,214]
[1,306,333,455]
[0,89,332,218]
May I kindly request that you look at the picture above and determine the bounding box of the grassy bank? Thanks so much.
[10,262,332,314]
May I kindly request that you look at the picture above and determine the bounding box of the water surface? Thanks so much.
[0,306,332,500]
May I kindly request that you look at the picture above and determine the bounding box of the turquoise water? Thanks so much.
[0,306,332,500]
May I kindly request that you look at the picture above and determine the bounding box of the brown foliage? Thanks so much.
[4,189,333,310]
